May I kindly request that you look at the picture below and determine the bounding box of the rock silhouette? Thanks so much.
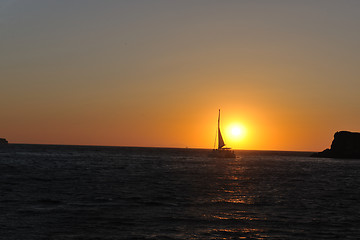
[312,131,360,159]
[0,138,8,144]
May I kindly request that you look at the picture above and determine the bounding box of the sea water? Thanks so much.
[0,144,359,239]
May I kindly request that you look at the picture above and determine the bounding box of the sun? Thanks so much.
[227,124,246,140]
[231,126,242,136]
[223,123,248,149]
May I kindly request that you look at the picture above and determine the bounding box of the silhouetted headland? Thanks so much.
[312,131,360,159]
[0,138,8,144]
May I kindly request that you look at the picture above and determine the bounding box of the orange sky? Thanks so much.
[1,1,360,151]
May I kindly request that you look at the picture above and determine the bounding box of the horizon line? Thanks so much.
[4,142,316,153]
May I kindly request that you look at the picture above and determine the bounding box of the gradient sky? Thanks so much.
[1,0,360,151]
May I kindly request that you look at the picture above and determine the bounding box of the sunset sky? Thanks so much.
[1,1,360,151]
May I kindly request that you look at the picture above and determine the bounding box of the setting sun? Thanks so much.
[231,126,242,136]
[227,124,247,141]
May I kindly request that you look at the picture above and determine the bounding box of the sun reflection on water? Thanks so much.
[212,213,260,221]
[196,159,270,239]
[209,228,269,240]
[211,197,254,205]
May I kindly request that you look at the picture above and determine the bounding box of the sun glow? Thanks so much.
[227,124,247,141]
[231,126,242,136]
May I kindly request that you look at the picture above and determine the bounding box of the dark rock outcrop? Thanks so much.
[312,131,360,159]
[0,138,8,144]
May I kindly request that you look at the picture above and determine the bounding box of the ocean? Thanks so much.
[0,144,359,240]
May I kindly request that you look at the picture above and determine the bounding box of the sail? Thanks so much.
[217,109,225,149]
[218,128,225,149]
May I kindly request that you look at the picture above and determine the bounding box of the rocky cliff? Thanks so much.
[0,138,8,144]
[312,131,360,159]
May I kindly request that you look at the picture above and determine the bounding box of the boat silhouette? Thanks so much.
[208,109,236,158]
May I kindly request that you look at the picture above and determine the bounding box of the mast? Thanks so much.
[218,109,225,149]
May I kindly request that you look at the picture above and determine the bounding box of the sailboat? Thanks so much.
[208,109,236,158]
